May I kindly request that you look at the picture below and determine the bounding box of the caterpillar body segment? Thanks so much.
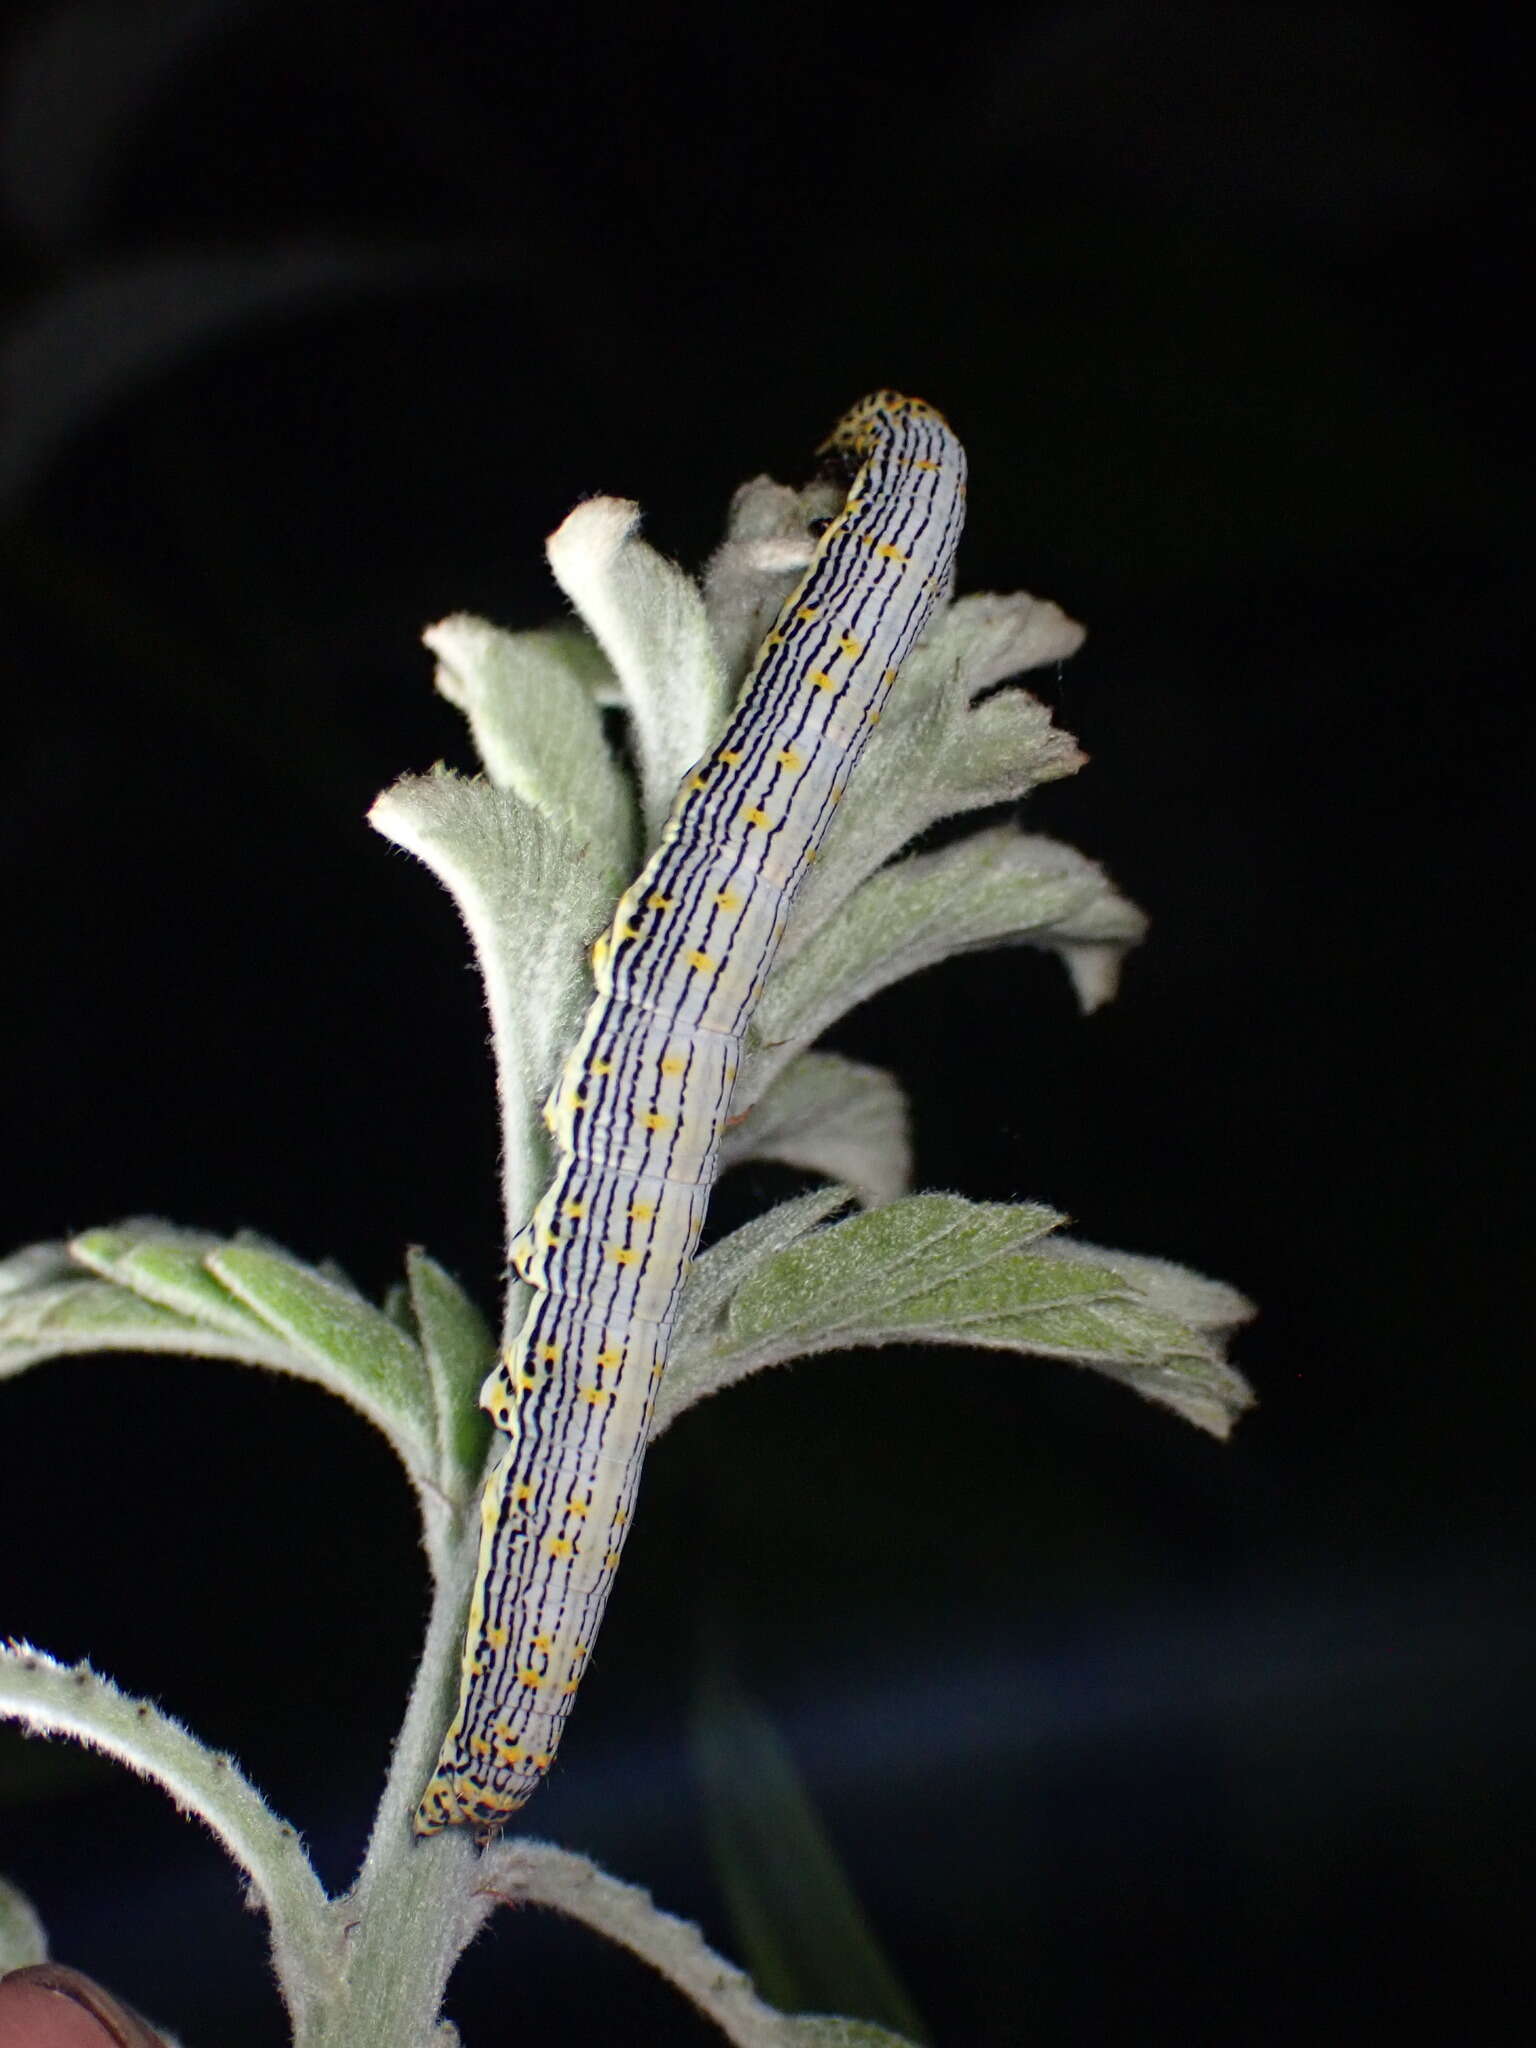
[417,393,967,1834]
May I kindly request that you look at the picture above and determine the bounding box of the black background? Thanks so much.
[1,3,1529,2042]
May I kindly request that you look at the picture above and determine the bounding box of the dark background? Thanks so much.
[1,3,1529,2042]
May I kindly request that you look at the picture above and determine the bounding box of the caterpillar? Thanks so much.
[415,391,968,1835]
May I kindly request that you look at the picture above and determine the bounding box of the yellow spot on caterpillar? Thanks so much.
[620,920,640,940]
[581,1387,612,1407]
[487,1624,509,1649]
[591,1059,612,1077]
[518,1668,544,1691]
[687,948,716,972]
[496,1742,524,1764]
[561,1680,580,1694]
[604,1550,621,1569]
[514,1482,533,1503]
[839,632,863,657]
[740,807,771,830]
[776,747,802,770]
[809,669,835,691]
[659,1056,685,1074]
[531,1636,552,1652]
[594,1346,622,1368]
[533,1753,552,1771]
[538,1342,560,1362]
[647,894,672,911]
[514,1370,539,1390]
[590,933,609,971]
[566,1089,587,1110]
[883,667,898,682]
[715,887,741,911]
[688,772,708,791]
[469,1734,490,1758]
[830,782,846,803]
[564,1200,585,1219]
[766,629,785,646]
[642,1110,670,1131]
[629,1200,655,1222]
[796,605,820,621]
[544,1536,572,1557]
[566,1497,589,1517]
[718,748,742,765]
[914,457,938,471]
[867,708,881,723]
[876,543,908,563]
[608,1245,637,1266]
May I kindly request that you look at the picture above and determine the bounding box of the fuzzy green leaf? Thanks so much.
[661,1186,853,1433]
[722,1052,912,1208]
[369,767,619,1296]
[406,1247,495,1486]
[702,472,843,691]
[783,596,1086,957]
[749,827,1145,1100]
[70,1221,286,1341]
[727,1194,1065,1349]
[0,1644,331,2013]
[0,1253,302,1382]
[0,1873,48,1970]
[708,1195,1252,1438]
[425,612,635,874]
[546,496,731,839]
[207,1243,433,1460]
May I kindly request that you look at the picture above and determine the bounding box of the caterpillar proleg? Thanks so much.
[416,392,967,1835]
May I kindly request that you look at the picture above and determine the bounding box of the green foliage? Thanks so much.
[0,418,1253,2043]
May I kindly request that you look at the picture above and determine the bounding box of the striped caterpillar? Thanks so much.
[416,392,968,1834]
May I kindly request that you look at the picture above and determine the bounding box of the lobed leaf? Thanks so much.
[722,1052,913,1208]
[781,597,1087,958]
[546,496,731,840]
[661,1186,853,1434]
[671,1194,1251,1438]
[369,767,618,1282]
[747,827,1146,1100]
[207,1243,433,1461]
[425,612,634,874]
[726,1194,1065,1350]
[2,1223,478,1499]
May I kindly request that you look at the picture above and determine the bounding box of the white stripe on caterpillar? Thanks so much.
[415,392,967,1835]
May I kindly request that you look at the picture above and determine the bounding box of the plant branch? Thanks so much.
[475,1840,796,2048]
[0,1644,336,2025]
